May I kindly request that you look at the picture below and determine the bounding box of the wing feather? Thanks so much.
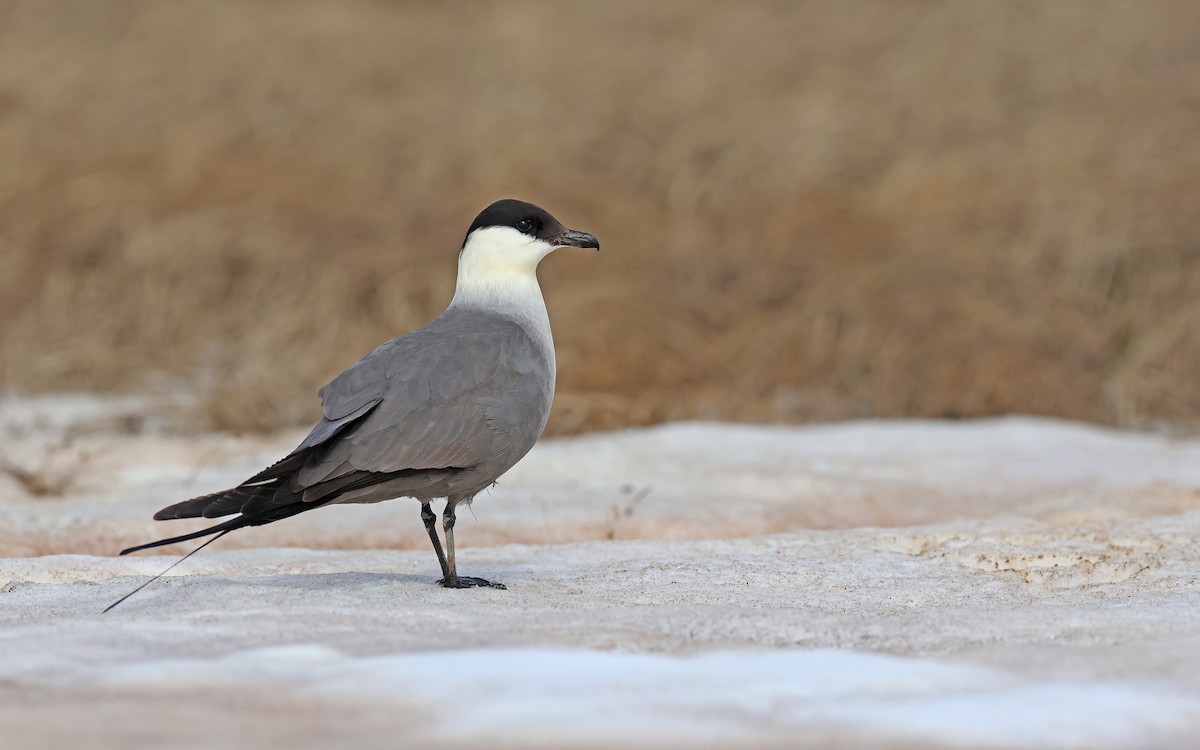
[291,309,547,488]
[145,297,554,539]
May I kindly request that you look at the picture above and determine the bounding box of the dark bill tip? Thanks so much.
[558,229,600,251]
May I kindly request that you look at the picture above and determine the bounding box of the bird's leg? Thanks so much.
[439,500,505,589]
[420,502,450,580]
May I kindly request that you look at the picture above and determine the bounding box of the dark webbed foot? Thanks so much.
[439,576,506,590]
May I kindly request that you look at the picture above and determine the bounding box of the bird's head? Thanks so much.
[459,198,598,271]
[452,199,598,309]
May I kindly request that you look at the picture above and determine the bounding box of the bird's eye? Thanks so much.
[516,218,534,233]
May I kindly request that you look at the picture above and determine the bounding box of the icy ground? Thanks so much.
[3,396,1200,749]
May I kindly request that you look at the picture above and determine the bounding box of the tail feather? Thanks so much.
[200,481,286,518]
[105,530,235,613]
[153,479,287,521]
[120,515,247,555]
[124,499,325,556]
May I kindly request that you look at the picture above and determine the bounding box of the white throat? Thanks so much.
[450,225,556,341]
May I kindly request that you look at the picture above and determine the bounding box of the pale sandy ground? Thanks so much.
[3,396,1200,749]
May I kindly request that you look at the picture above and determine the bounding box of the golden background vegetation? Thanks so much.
[2,0,1200,435]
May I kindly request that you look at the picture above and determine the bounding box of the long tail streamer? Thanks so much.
[102,530,233,614]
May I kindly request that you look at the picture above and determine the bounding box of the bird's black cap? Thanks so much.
[464,199,599,250]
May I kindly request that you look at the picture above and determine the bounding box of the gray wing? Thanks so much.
[153,308,551,522]
[291,308,550,488]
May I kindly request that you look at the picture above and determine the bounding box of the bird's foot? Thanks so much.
[439,576,506,590]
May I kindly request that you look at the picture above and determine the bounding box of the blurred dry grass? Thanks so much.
[2,0,1200,434]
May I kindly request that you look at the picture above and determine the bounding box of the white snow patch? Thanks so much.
[5,398,1200,747]
[73,647,1200,747]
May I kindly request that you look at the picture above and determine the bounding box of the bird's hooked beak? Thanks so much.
[555,228,600,251]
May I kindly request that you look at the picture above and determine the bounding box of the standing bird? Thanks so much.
[114,199,598,602]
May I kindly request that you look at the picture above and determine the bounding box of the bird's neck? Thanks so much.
[451,270,549,324]
[449,240,555,358]
[451,262,549,317]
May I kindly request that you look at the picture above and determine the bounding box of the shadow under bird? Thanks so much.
[106,199,598,611]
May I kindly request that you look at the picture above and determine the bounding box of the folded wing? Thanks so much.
[152,310,539,525]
